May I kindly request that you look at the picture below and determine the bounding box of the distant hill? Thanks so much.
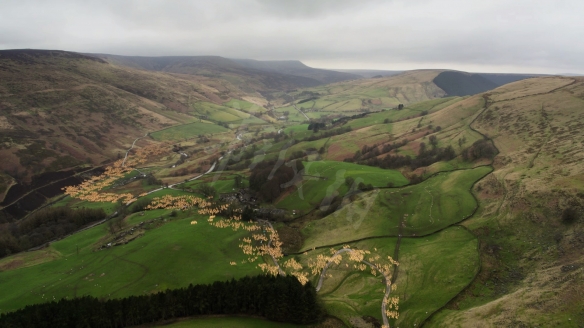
[274,70,449,111]
[88,54,357,93]
[431,71,539,96]
[432,71,499,96]
[331,69,404,78]
[231,59,360,84]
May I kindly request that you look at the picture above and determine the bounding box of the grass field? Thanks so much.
[293,237,397,325]
[190,101,267,126]
[276,160,409,211]
[273,106,308,123]
[150,122,229,141]
[289,226,478,327]
[52,196,119,215]
[223,99,265,114]
[392,227,479,327]
[0,211,263,314]
[156,316,303,327]
[300,166,491,250]
[192,101,250,122]
[180,173,248,194]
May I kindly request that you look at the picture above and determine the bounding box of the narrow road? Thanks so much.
[292,104,310,121]
[126,161,217,205]
[257,219,285,276]
[122,133,149,167]
[316,248,392,328]
[0,165,104,211]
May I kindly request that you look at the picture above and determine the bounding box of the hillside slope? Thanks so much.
[0,49,252,181]
[427,76,584,327]
[231,59,360,84]
[432,71,499,96]
[89,54,353,93]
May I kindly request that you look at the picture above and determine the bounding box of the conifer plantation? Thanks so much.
[0,275,324,327]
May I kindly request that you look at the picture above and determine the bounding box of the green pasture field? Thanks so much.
[284,124,310,135]
[136,188,197,203]
[392,226,479,327]
[305,112,326,120]
[296,101,314,110]
[52,196,118,215]
[150,122,228,141]
[192,101,250,122]
[300,166,491,250]
[223,99,264,113]
[334,97,462,131]
[290,226,478,327]
[0,211,263,314]
[273,106,308,123]
[181,174,249,194]
[292,237,397,325]
[273,105,295,114]
[313,98,336,109]
[276,161,409,212]
[51,195,73,207]
[226,116,267,127]
[149,109,200,125]
[125,209,172,225]
[158,316,303,327]
[359,88,388,98]
[322,98,362,112]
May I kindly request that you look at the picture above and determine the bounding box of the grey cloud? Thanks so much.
[0,0,583,74]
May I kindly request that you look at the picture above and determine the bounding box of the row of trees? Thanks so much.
[0,207,106,258]
[349,136,496,172]
[351,144,456,171]
[301,126,352,142]
[351,139,409,162]
[0,275,325,327]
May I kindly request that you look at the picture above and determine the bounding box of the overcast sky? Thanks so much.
[1,0,583,74]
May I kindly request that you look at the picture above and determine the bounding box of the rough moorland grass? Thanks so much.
[300,166,491,250]
[158,316,303,327]
[150,122,228,141]
[276,161,409,211]
[0,212,261,314]
[406,96,462,112]
[343,98,461,131]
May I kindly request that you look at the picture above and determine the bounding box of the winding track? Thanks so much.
[292,104,310,121]
[122,133,149,167]
[125,161,217,206]
[256,219,285,276]
[315,248,393,328]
